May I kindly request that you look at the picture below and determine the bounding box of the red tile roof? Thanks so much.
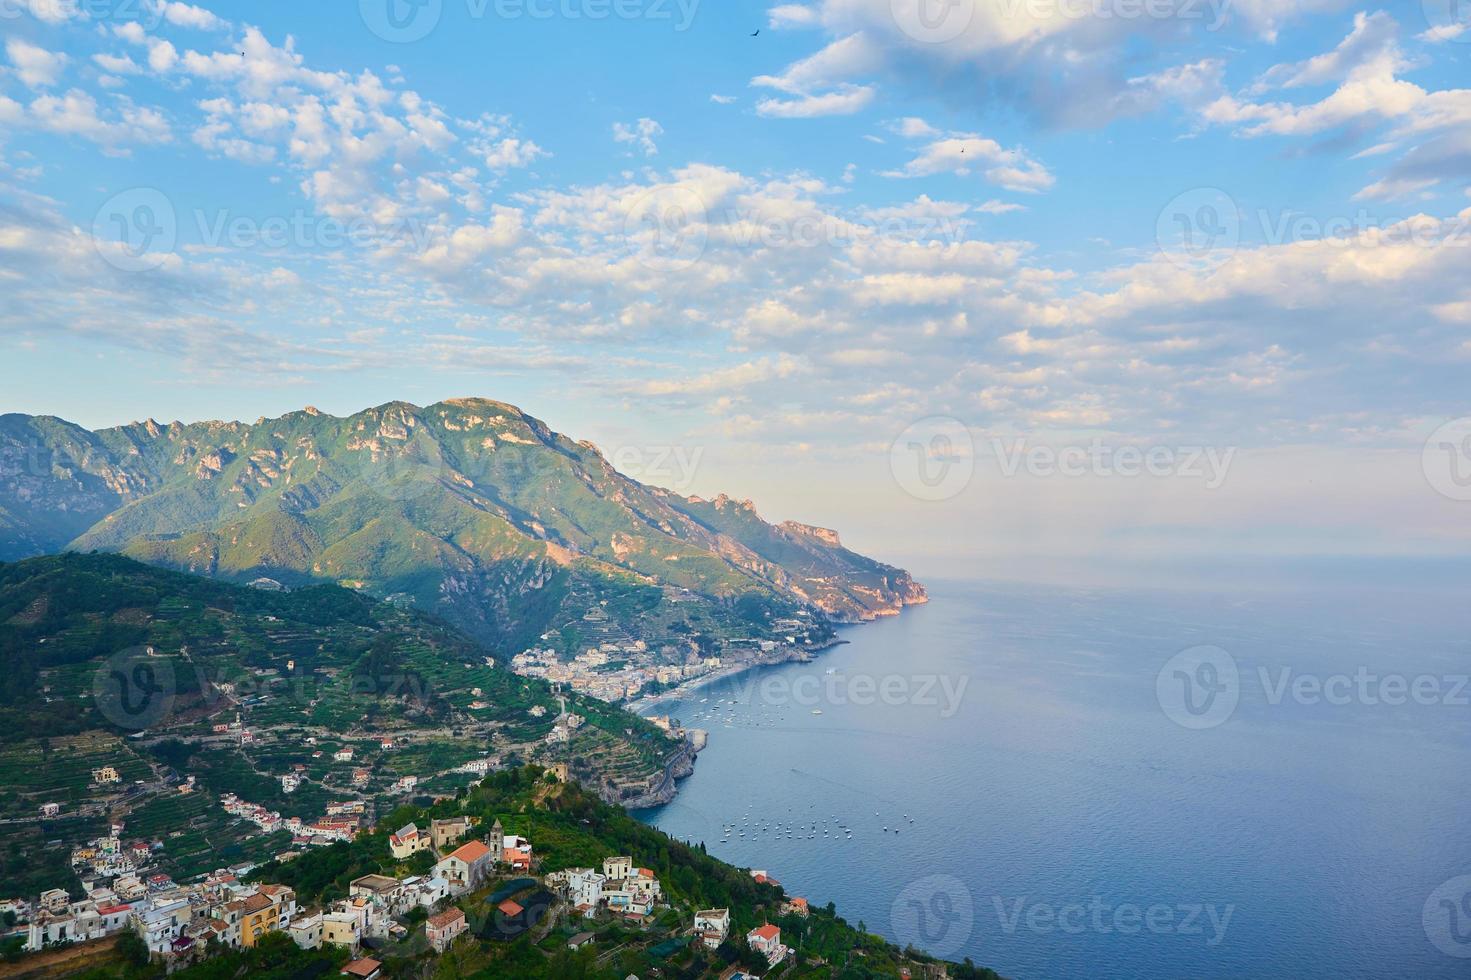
[448,840,491,863]
[341,958,382,978]
[426,907,464,930]
[497,899,523,917]
[750,924,781,941]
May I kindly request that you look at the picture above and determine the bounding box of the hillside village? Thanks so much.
[0,767,1000,980]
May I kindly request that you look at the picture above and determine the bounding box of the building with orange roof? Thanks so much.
[340,958,382,979]
[425,906,466,952]
[434,839,494,896]
[747,923,787,965]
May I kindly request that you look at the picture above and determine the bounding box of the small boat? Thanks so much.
[811,708,823,715]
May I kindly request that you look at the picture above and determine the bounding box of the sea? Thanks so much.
[636,577,1471,980]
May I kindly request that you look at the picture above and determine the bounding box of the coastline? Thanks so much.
[623,636,847,716]
[619,635,854,811]
[617,595,927,810]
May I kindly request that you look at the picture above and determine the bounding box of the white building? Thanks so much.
[566,868,606,916]
[747,924,787,965]
[694,908,730,949]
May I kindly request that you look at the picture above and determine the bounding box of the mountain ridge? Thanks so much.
[0,399,924,656]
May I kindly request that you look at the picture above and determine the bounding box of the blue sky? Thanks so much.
[2,0,1470,576]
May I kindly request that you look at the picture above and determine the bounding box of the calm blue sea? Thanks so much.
[637,578,1471,980]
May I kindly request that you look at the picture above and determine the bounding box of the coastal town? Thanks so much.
[509,604,831,706]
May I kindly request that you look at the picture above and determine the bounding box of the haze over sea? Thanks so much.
[638,576,1471,980]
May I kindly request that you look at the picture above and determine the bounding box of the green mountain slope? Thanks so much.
[0,400,924,654]
[0,552,698,897]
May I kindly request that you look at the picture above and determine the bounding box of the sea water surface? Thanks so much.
[637,578,1471,980]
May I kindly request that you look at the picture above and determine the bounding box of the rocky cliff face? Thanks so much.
[0,399,925,645]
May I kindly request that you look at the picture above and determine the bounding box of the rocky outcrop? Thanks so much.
[614,738,699,810]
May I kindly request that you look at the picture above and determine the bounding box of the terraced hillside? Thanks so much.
[0,553,686,894]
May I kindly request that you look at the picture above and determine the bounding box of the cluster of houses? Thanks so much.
[10,814,538,966]
[15,792,813,974]
[68,823,159,879]
[509,642,725,703]
[547,855,664,922]
[220,793,358,846]
[13,870,296,958]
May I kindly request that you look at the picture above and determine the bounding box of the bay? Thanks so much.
[637,578,1471,979]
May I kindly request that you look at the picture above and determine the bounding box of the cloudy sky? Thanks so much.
[2,0,1470,580]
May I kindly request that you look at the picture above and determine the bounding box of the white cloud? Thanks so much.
[752,33,881,118]
[755,85,874,118]
[21,89,171,150]
[93,53,142,75]
[149,0,229,30]
[768,4,820,28]
[7,39,68,89]
[613,117,662,156]
[883,133,1054,193]
[482,137,546,170]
